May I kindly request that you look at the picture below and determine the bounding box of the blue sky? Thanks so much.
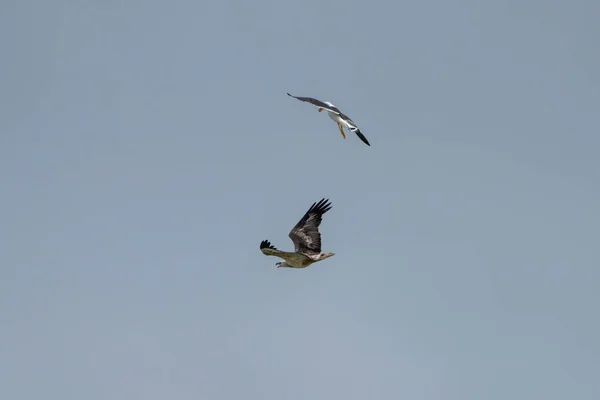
[1,1,599,399]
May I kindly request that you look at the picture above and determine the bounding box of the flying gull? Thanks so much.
[287,92,371,146]
[260,198,335,268]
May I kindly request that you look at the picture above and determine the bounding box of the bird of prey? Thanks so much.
[287,92,371,146]
[260,198,335,268]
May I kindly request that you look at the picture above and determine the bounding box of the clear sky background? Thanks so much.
[1,1,599,399]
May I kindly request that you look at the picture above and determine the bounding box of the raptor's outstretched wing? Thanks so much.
[288,198,332,256]
[259,240,282,257]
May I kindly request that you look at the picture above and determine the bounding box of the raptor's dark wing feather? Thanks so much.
[259,240,281,256]
[288,198,332,256]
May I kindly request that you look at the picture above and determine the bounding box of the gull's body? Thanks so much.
[260,198,335,269]
[287,93,371,146]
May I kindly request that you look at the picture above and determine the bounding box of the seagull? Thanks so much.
[287,92,370,146]
[260,198,335,268]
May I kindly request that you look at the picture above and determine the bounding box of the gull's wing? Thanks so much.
[260,240,282,256]
[287,93,341,115]
[339,112,371,146]
[288,198,332,256]
[352,129,371,146]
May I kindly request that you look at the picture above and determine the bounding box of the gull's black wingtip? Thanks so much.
[355,130,371,146]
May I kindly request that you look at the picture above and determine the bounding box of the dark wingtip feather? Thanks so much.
[311,198,332,214]
[260,240,276,250]
[355,130,371,146]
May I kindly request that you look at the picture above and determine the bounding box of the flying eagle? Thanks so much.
[287,92,371,146]
[260,198,335,268]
